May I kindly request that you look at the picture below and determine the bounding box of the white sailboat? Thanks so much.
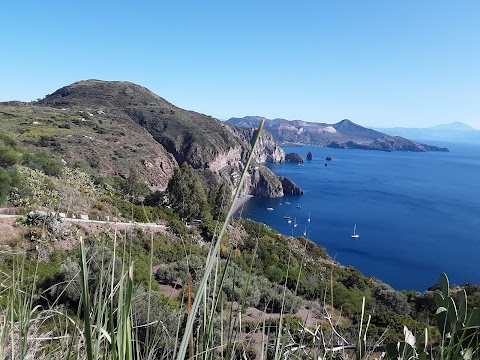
[303,227,307,237]
[307,212,311,223]
[293,217,298,227]
[351,224,359,238]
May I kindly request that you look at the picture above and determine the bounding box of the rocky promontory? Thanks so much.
[285,153,304,163]
[278,176,303,195]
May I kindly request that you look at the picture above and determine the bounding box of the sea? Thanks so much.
[235,142,480,291]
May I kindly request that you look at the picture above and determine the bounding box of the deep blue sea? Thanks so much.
[236,142,480,291]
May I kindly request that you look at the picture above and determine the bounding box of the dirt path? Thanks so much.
[0,213,167,231]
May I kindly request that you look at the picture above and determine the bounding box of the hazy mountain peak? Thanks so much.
[431,122,477,131]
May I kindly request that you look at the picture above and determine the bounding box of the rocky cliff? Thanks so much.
[228,117,449,152]
[278,176,303,195]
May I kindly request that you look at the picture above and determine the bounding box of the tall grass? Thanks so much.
[175,118,265,360]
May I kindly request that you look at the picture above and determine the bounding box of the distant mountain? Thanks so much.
[431,122,477,131]
[375,122,480,143]
[228,117,449,152]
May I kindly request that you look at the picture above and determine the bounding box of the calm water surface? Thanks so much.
[237,142,480,291]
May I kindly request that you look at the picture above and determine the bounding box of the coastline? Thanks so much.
[232,195,253,215]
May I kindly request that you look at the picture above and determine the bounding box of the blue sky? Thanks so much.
[1,1,479,128]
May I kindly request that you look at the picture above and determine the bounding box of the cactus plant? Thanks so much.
[386,273,480,360]
[434,273,480,358]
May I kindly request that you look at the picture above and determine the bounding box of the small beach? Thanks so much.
[232,195,253,214]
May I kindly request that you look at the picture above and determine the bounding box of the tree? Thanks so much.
[208,181,232,221]
[122,168,150,199]
[166,163,210,221]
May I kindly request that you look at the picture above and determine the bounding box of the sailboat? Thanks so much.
[303,227,307,237]
[283,212,291,220]
[284,197,291,205]
[307,212,311,223]
[293,217,298,227]
[351,224,360,238]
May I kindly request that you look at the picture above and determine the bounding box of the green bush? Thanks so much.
[131,288,181,348]
[373,284,411,315]
[44,243,122,309]
[0,167,19,203]
[0,133,17,148]
[22,151,63,176]
[167,216,189,237]
[0,146,22,167]
[149,233,204,263]
[114,198,161,223]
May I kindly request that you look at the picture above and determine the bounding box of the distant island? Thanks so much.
[374,122,480,144]
[228,116,449,152]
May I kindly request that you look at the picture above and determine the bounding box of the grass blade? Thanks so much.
[176,118,265,360]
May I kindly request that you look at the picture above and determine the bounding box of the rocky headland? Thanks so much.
[228,116,449,152]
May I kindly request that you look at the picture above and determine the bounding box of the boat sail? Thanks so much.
[351,224,359,238]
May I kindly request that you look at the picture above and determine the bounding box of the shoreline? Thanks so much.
[231,195,253,214]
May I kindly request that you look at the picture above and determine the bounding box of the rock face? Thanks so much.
[228,117,449,152]
[278,176,303,195]
[239,127,285,163]
[35,80,291,196]
[247,166,284,197]
[285,153,304,163]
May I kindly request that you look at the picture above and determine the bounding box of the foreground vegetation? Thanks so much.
[1,117,479,359]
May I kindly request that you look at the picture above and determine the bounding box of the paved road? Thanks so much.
[0,213,167,230]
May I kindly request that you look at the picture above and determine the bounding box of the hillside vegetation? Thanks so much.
[0,83,478,359]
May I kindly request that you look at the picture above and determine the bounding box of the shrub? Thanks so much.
[373,283,411,315]
[131,289,181,350]
[9,166,59,207]
[0,146,22,167]
[0,167,19,204]
[22,151,63,176]
[167,216,189,237]
[45,243,122,309]
[45,256,82,306]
